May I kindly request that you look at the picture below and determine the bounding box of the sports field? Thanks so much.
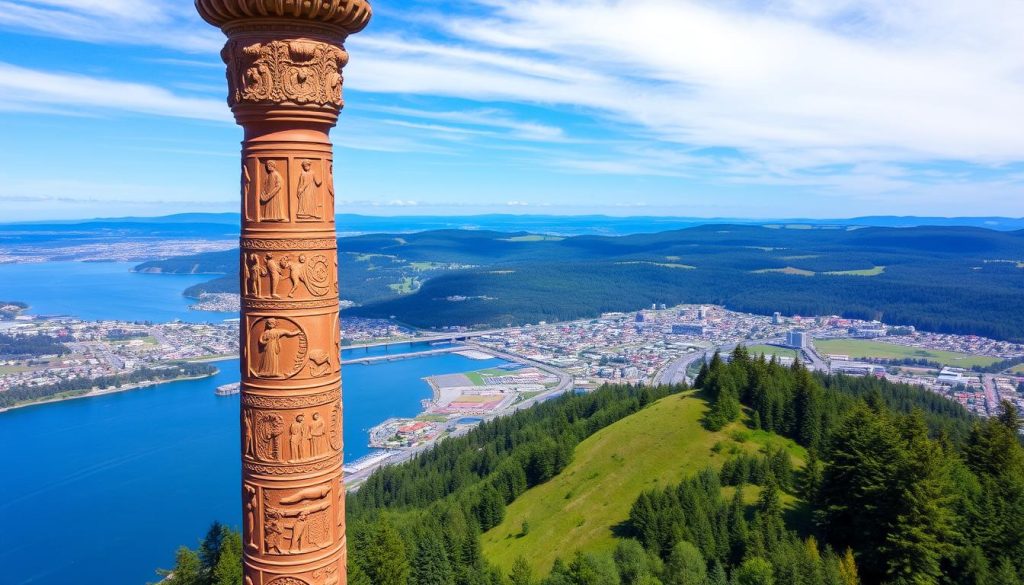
[814,338,999,368]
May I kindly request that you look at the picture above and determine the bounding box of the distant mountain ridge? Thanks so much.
[5,212,1024,237]
[138,224,1024,341]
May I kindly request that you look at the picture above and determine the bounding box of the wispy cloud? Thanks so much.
[1,0,1023,214]
[0,62,228,121]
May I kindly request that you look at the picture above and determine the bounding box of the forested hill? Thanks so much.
[163,354,1024,585]
[137,225,1024,341]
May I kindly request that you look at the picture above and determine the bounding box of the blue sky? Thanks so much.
[1,0,1023,221]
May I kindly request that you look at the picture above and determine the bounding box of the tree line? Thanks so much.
[0,332,69,358]
[0,361,217,408]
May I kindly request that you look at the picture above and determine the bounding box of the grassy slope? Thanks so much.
[814,338,999,368]
[481,392,804,575]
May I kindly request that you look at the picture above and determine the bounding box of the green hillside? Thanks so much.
[481,392,804,575]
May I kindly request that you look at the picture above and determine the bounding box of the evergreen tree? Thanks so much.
[348,563,373,585]
[837,548,859,585]
[883,412,959,585]
[159,547,203,585]
[510,556,535,585]
[414,531,455,585]
[211,534,242,585]
[732,557,774,585]
[360,517,410,585]
[613,539,660,584]
[707,562,728,585]
[664,541,707,585]
[198,521,227,576]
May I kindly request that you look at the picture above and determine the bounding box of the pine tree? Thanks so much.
[837,548,859,585]
[510,556,535,585]
[198,521,227,576]
[708,561,728,585]
[884,412,959,585]
[211,539,242,585]
[727,486,748,565]
[160,547,203,585]
[361,517,410,585]
[414,531,455,585]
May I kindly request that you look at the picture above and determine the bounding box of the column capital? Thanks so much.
[197,0,372,114]
[196,1,372,37]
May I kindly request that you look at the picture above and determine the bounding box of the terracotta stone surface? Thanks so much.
[195,2,371,583]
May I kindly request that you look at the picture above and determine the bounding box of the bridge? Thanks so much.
[340,345,464,365]
[342,329,505,351]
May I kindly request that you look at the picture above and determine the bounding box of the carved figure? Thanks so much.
[265,254,287,299]
[326,161,335,202]
[257,413,285,462]
[310,412,326,457]
[246,253,265,297]
[296,160,323,220]
[256,318,302,378]
[279,484,331,504]
[289,414,306,462]
[264,508,285,554]
[288,255,307,297]
[308,349,332,377]
[243,410,255,457]
[245,485,258,548]
[259,160,286,221]
[264,498,331,554]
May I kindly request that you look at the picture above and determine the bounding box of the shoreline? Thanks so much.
[0,370,221,414]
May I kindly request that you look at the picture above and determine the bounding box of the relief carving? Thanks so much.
[267,578,311,585]
[256,412,286,462]
[244,453,341,475]
[244,298,338,310]
[313,565,340,585]
[263,485,333,555]
[295,160,323,221]
[245,252,334,301]
[287,411,329,462]
[242,390,339,409]
[250,317,308,379]
[241,238,337,251]
[245,484,259,549]
[307,349,333,377]
[224,39,349,108]
[259,160,288,222]
[329,404,342,452]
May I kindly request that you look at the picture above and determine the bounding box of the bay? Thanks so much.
[0,261,233,323]
[0,353,506,585]
[0,260,509,584]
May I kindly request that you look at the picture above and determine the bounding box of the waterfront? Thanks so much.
[0,351,506,585]
[0,261,233,323]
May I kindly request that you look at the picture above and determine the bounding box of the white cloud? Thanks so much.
[344,0,1024,173]
[0,0,221,51]
[0,62,228,121]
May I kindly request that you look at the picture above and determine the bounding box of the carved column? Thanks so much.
[195,2,371,584]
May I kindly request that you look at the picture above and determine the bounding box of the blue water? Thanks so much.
[0,353,506,585]
[0,261,233,322]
